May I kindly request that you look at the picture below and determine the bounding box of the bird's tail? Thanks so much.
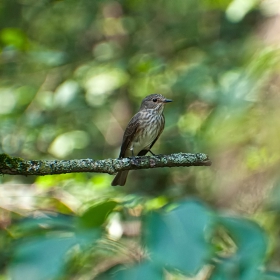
[111,170,129,186]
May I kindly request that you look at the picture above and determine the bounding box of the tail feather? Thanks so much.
[111,170,129,186]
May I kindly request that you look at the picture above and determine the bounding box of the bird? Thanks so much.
[111,93,172,186]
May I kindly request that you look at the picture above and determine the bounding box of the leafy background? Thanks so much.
[1,0,280,279]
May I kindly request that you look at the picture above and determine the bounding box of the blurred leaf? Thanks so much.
[210,216,267,280]
[9,224,99,280]
[97,261,163,280]
[0,28,28,50]
[79,200,118,229]
[145,200,215,276]
[34,197,75,215]
[225,0,260,23]
[48,130,90,158]
[210,257,260,280]
[28,51,67,66]
[263,271,280,280]
[145,196,168,210]
[36,173,88,189]
[54,80,80,108]
[45,197,75,214]
[10,237,75,280]
[75,229,101,247]
[221,216,267,262]
[11,214,75,238]
[203,0,233,9]
[0,230,13,269]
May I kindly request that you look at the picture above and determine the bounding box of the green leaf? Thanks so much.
[220,216,267,263]
[28,51,67,66]
[11,214,75,238]
[79,200,118,229]
[97,261,163,280]
[210,258,261,280]
[9,229,99,280]
[0,28,28,50]
[145,200,215,276]
[210,216,267,280]
[263,271,280,280]
[10,236,76,280]
[75,229,101,247]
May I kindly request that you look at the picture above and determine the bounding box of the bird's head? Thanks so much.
[140,94,172,113]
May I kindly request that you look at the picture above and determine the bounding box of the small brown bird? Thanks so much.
[111,93,172,186]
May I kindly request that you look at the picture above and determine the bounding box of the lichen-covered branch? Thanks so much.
[0,153,211,176]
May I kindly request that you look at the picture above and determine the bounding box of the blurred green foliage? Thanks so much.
[1,0,280,279]
[4,199,278,280]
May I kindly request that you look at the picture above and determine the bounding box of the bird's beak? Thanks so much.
[164,99,172,103]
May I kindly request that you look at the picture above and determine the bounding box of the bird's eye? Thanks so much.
[152,98,157,102]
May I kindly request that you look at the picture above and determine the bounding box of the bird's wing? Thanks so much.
[119,112,142,158]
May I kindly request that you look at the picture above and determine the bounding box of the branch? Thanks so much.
[0,153,211,176]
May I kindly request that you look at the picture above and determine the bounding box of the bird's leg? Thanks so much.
[130,146,139,165]
[148,150,156,156]
[130,147,134,157]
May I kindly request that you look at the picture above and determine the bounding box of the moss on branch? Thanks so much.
[0,153,211,176]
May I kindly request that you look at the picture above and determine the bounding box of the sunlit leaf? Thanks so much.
[0,28,28,49]
[79,200,118,229]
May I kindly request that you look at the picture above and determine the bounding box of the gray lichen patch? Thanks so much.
[27,161,42,173]
[121,158,130,166]
[186,154,196,163]
[160,156,168,164]
[0,152,211,176]
[101,159,116,174]
[196,153,206,161]
[149,158,156,167]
